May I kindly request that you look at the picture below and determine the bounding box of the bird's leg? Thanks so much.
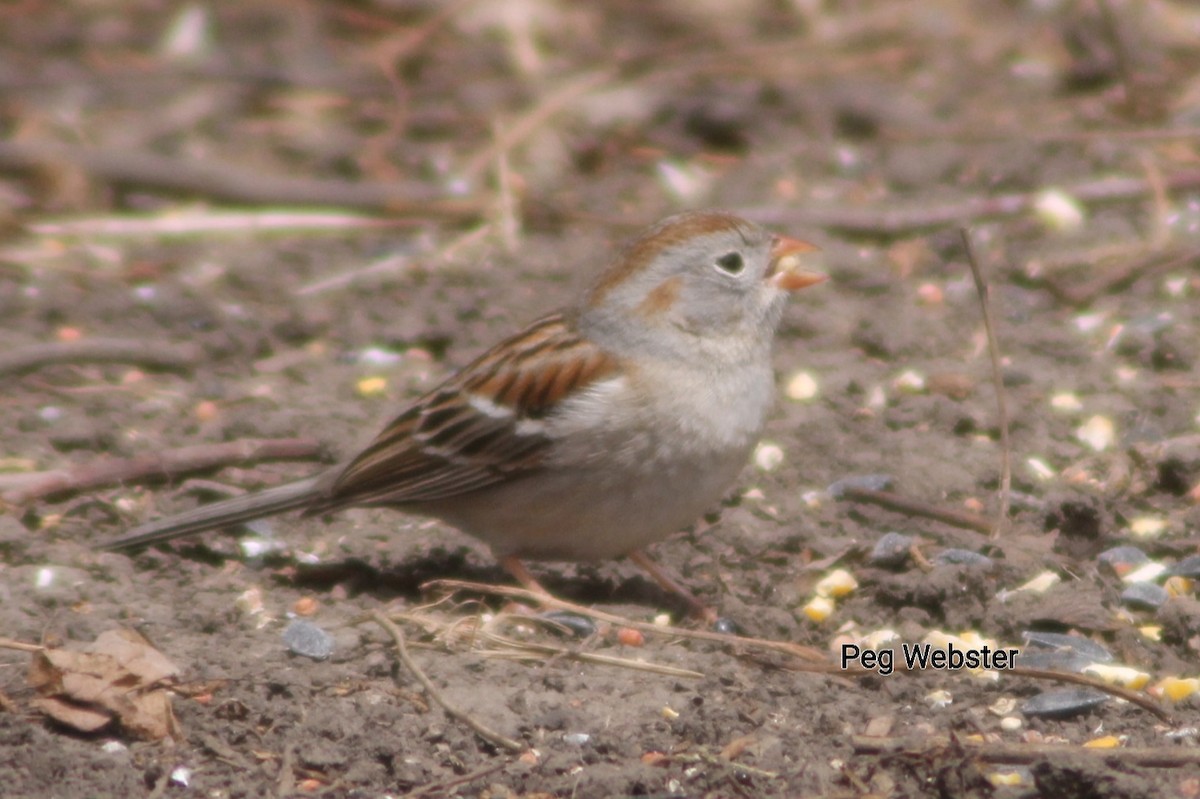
[499,555,552,598]
[627,549,717,624]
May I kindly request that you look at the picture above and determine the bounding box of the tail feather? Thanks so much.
[99,476,324,551]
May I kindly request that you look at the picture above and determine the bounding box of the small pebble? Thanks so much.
[999,717,1023,732]
[1020,688,1108,718]
[1021,631,1112,663]
[935,549,992,567]
[712,617,741,636]
[1097,546,1149,577]
[868,532,913,568]
[563,733,591,747]
[1169,554,1200,578]
[827,474,894,497]
[283,620,334,660]
[1121,582,1169,611]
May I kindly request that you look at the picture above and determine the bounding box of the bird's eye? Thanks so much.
[714,251,744,275]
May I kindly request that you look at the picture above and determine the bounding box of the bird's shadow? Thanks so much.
[159,540,696,617]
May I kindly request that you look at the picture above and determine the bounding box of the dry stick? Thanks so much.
[851,737,1200,767]
[401,761,509,799]
[426,579,829,664]
[370,612,526,754]
[0,141,486,218]
[29,209,415,239]
[836,486,993,536]
[0,637,45,653]
[740,169,1200,236]
[0,338,199,377]
[0,438,324,505]
[960,228,1011,538]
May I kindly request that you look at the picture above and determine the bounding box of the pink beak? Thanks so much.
[767,236,825,292]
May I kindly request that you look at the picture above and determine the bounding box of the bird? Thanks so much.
[101,210,825,619]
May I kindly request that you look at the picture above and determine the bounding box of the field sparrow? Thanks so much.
[102,211,824,618]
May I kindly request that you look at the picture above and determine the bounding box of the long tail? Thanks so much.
[98,476,325,551]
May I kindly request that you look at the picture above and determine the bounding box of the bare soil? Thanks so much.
[2,2,1199,797]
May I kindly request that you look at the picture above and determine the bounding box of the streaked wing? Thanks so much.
[309,314,617,510]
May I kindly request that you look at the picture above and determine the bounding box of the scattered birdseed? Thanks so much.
[753,441,785,472]
[784,370,820,401]
[1033,188,1085,231]
[1127,516,1167,540]
[356,376,388,397]
[803,596,835,623]
[1122,562,1167,584]
[814,569,858,599]
[1021,688,1108,718]
[1075,415,1115,452]
[1082,663,1150,689]
[1049,392,1083,413]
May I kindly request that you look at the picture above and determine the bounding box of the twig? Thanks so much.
[835,486,994,535]
[28,209,417,239]
[0,338,199,377]
[0,438,324,505]
[960,228,1011,537]
[370,612,526,753]
[425,579,829,664]
[852,736,1200,767]
[0,141,486,217]
[401,761,509,798]
[458,618,705,679]
[740,169,1200,236]
[0,637,45,653]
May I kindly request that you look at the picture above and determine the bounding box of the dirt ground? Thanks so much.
[2,2,1200,797]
